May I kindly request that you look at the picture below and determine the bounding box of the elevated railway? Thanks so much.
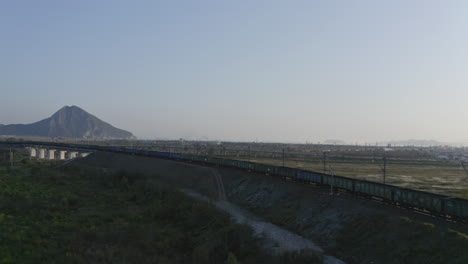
[2,140,467,224]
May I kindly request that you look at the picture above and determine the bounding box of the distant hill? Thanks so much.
[0,106,136,139]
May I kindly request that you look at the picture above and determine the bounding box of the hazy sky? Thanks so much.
[2,1,468,143]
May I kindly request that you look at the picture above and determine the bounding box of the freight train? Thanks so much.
[3,141,468,223]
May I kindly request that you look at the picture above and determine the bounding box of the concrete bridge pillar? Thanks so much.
[39,149,46,159]
[59,151,67,160]
[67,152,78,159]
[48,149,56,160]
[29,148,37,158]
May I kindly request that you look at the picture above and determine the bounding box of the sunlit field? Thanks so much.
[225,155,468,199]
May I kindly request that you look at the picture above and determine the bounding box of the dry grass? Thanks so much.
[226,156,468,198]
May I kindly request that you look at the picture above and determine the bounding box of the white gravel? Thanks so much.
[181,189,346,264]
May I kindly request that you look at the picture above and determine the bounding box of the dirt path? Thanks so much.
[181,189,346,264]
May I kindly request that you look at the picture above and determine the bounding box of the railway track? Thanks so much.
[2,141,467,225]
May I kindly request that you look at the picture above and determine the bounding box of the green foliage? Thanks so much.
[0,163,315,263]
[333,214,468,263]
[461,188,468,199]
[225,252,238,264]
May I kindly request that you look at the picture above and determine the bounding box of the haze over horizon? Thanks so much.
[2,1,468,143]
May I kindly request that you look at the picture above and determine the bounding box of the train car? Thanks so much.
[321,174,354,193]
[295,171,321,183]
[235,160,251,170]
[392,188,443,213]
[253,163,274,174]
[5,141,468,223]
[193,155,207,163]
[277,166,296,178]
[227,159,240,168]
[147,150,162,157]
[443,198,468,221]
[220,158,231,166]
[355,180,393,200]
[168,153,182,159]
[106,146,122,152]
[331,175,354,192]
[206,156,224,166]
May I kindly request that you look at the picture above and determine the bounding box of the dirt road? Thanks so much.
[181,189,345,264]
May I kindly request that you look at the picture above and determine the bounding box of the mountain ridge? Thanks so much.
[0,106,136,139]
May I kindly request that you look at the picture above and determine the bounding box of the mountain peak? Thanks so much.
[53,105,87,117]
[56,105,84,113]
[0,106,136,139]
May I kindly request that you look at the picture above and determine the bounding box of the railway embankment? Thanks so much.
[181,188,346,264]
[76,152,468,264]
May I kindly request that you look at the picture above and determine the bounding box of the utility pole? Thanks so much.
[9,148,13,168]
[323,151,328,174]
[282,148,285,167]
[329,165,335,195]
[376,156,387,184]
[461,162,468,180]
[383,156,387,184]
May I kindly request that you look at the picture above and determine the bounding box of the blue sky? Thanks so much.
[2,1,468,143]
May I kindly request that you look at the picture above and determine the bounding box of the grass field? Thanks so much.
[222,155,468,198]
[134,145,468,198]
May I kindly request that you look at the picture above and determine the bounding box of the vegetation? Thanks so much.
[0,159,321,263]
[224,178,468,264]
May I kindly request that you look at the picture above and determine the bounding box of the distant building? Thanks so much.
[437,154,449,160]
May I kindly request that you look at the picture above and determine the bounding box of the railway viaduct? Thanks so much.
[1,142,92,161]
[27,147,91,160]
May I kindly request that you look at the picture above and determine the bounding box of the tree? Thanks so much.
[225,252,238,264]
